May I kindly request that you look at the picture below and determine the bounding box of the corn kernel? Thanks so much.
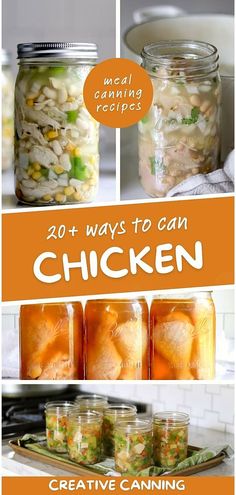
[54,165,65,174]
[73,191,82,201]
[26,98,34,107]
[67,96,75,102]
[89,156,96,165]
[64,186,75,196]
[47,130,58,140]
[73,147,80,157]
[32,162,41,171]
[65,143,75,152]
[55,193,66,203]
[27,166,34,176]
[43,194,53,202]
[32,171,42,180]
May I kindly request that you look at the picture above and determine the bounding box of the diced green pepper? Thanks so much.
[41,167,49,178]
[69,156,88,181]
[66,110,78,123]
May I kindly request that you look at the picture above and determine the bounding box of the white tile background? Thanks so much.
[78,383,234,434]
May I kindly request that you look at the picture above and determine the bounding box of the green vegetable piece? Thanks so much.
[149,156,164,175]
[69,156,88,181]
[40,167,49,178]
[182,106,200,125]
[66,110,78,123]
[48,67,66,76]
[141,114,149,124]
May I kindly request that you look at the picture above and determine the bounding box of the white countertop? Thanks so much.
[2,425,234,477]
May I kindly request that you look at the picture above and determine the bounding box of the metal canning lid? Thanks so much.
[17,42,98,60]
[2,49,12,66]
[153,411,190,426]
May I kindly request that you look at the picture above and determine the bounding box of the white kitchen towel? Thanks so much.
[167,150,235,197]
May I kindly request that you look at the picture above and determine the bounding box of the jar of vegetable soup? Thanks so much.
[45,401,74,453]
[153,411,189,468]
[103,403,137,456]
[67,410,103,465]
[139,41,221,197]
[15,42,99,205]
[114,419,153,474]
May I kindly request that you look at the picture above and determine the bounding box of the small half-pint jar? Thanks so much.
[114,418,153,474]
[75,394,108,414]
[67,410,103,465]
[103,403,137,457]
[45,401,74,453]
[153,411,189,468]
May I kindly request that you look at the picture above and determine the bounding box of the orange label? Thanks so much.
[83,58,153,127]
[2,476,234,495]
[2,197,234,302]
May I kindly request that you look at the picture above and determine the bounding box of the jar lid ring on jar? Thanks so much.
[153,411,190,426]
[17,42,98,60]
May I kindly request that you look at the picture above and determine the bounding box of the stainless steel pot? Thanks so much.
[2,384,68,398]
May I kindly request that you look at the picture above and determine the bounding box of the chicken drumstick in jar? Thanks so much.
[85,298,149,380]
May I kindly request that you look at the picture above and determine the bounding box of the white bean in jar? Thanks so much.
[139,41,221,197]
[14,42,99,205]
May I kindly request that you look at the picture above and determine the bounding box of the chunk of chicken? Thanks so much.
[112,319,147,379]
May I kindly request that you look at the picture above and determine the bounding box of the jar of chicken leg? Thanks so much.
[20,303,84,379]
[150,292,215,380]
[85,298,149,380]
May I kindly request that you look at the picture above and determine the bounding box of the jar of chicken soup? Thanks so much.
[15,42,99,205]
[20,303,84,380]
[103,404,137,456]
[150,292,215,380]
[114,419,153,474]
[153,412,189,468]
[139,41,221,197]
[67,410,103,465]
[45,401,74,453]
[85,298,149,380]
[75,394,108,413]
[2,50,14,171]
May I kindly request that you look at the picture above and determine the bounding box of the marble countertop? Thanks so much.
[2,425,234,477]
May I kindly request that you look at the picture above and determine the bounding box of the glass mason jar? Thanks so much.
[114,419,153,474]
[45,401,74,453]
[153,412,189,468]
[85,298,149,380]
[75,394,108,413]
[20,302,84,380]
[67,410,103,465]
[150,292,215,380]
[103,404,137,457]
[139,41,221,197]
[14,42,99,205]
[2,49,14,171]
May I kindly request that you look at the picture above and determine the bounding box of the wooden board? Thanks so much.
[9,440,226,477]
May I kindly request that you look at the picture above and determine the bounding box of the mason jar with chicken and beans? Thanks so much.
[14,42,99,205]
[139,41,221,197]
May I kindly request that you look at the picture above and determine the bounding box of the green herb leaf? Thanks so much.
[182,106,200,125]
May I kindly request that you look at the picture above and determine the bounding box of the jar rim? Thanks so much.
[153,411,190,426]
[151,291,212,300]
[115,418,152,432]
[17,42,98,60]
[75,394,108,404]
[104,403,137,415]
[141,40,219,77]
[69,410,103,423]
[45,401,74,411]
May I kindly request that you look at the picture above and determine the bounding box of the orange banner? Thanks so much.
[2,197,234,301]
[2,476,234,495]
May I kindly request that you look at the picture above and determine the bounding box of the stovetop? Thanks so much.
[2,388,150,438]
